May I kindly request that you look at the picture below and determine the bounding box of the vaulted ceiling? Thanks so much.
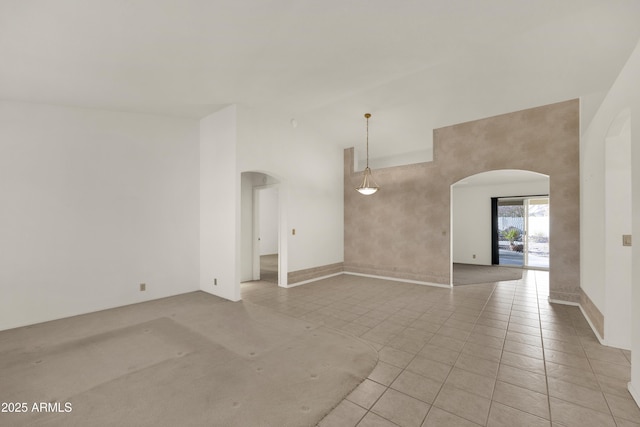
[2,0,639,164]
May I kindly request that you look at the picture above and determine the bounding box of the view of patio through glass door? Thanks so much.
[495,197,550,269]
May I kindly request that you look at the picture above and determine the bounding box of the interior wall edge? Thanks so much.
[579,287,606,341]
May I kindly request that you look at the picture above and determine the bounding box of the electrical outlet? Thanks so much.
[214,278,217,286]
[140,283,146,291]
[473,254,476,259]
[623,234,632,246]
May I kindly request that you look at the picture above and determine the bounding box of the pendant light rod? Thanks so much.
[365,113,371,169]
[355,112,379,195]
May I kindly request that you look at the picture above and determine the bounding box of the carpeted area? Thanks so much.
[0,292,377,427]
[453,263,524,286]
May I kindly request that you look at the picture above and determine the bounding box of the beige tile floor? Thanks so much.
[242,271,640,427]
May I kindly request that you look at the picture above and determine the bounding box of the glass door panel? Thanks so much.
[495,196,549,269]
[497,199,525,266]
[525,198,549,268]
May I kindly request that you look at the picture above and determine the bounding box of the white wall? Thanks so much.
[580,38,640,398]
[259,187,279,255]
[240,172,257,282]
[581,122,608,311]
[236,106,344,274]
[580,38,640,352]
[0,101,200,331]
[604,127,632,348]
[200,105,240,301]
[633,66,640,408]
[452,178,549,265]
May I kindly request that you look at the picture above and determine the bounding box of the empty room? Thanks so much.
[2,1,640,426]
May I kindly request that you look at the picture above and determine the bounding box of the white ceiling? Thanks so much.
[2,0,639,163]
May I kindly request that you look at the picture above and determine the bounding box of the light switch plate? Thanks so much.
[623,234,632,246]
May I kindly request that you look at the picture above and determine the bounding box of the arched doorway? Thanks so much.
[450,170,550,286]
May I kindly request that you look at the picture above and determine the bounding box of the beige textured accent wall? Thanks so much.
[344,99,580,303]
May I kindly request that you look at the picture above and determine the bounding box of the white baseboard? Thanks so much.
[344,272,451,289]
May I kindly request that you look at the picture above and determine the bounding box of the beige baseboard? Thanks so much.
[549,289,605,344]
[579,288,605,340]
[343,264,448,285]
[548,290,581,304]
[288,263,344,285]
[344,271,450,288]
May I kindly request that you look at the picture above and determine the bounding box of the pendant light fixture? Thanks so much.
[356,113,379,195]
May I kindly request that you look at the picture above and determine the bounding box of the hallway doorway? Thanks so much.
[240,171,287,287]
[254,185,279,283]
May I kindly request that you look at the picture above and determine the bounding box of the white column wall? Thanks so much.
[630,53,640,406]
[581,121,608,310]
[0,101,200,331]
[604,131,632,348]
[200,105,240,301]
[633,112,640,404]
[240,172,257,282]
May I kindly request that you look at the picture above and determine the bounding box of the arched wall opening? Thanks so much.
[345,99,580,301]
[451,170,550,286]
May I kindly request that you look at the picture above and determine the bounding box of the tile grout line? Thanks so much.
[572,296,622,426]
[489,275,520,426]
[533,269,555,426]
[325,281,443,427]
[355,288,456,427]
[244,274,632,427]
[348,283,501,426]
[405,281,506,426]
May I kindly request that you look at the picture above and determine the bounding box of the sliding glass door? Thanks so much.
[493,196,549,269]
[525,198,550,268]
[496,199,525,266]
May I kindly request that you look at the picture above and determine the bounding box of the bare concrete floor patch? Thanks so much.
[0,292,377,427]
